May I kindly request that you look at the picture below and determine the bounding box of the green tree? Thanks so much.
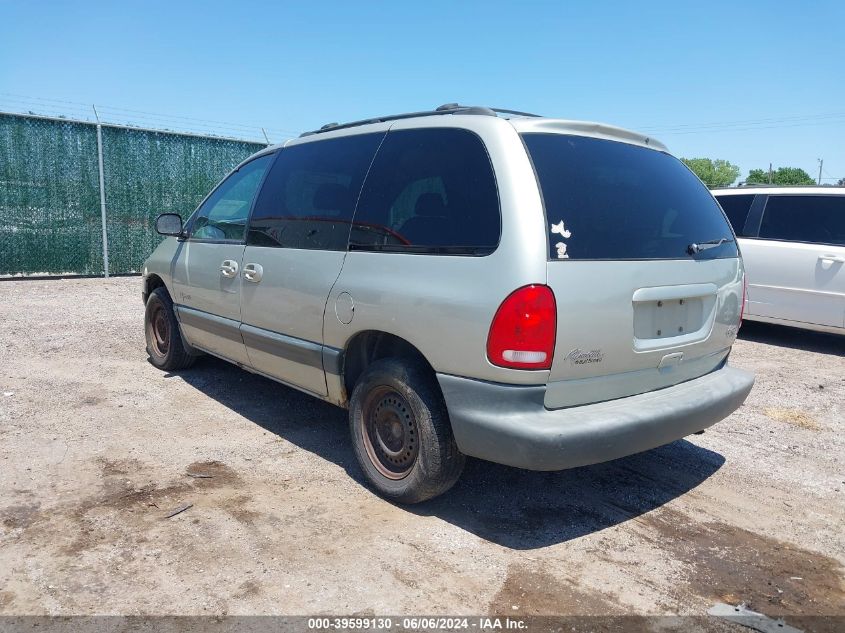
[681,158,741,188]
[746,167,816,186]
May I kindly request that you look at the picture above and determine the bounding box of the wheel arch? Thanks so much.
[142,273,169,304]
[340,330,437,405]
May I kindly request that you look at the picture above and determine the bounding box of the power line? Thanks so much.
[654,118,845,136]
[822,165,838,180]
[635,110,845,133]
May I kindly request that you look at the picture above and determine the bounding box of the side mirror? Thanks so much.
[155,213,184,237]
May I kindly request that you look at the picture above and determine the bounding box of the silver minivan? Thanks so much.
[142,104,755,503]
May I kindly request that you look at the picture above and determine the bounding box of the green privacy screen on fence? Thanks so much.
[0,112,267,276]
[0,114,103,275]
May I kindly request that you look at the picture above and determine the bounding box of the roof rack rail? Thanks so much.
[489,107,542,118]
[300,103,541,137]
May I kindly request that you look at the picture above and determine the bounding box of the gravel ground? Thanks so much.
[0,277,843,623]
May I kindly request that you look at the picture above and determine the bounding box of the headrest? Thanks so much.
[414,192,447,217]
[313,183,350,212]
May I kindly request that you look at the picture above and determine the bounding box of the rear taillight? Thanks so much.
[487,285,556,370]
[739,274,747,328]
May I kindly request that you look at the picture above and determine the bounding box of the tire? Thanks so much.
[144,287,196,371]
[349,358,465,503]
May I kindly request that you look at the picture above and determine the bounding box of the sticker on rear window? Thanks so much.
[550,220,572,238]
[550,220,572,259]
[554,242,569,259]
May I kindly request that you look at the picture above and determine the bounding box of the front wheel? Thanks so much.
[349,358,465,503]
[144,287,196,371]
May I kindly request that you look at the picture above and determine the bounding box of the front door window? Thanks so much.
[190,154,273,241]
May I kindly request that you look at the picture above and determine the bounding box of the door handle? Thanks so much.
[819,254,845,263]
[243,263,263,283]
[220,259,239,278]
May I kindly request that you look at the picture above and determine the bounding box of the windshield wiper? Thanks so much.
[687,237,733,255]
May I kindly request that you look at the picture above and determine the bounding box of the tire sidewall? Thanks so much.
[349,359,456,502]
[144,288,180,369]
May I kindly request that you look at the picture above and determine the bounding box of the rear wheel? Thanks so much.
[349,358,465,503]
[144,287,195,371]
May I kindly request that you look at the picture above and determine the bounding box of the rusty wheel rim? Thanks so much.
[361,387,418,480]
[148,303,170,358]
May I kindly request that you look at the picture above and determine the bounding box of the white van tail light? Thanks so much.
[487,285,556,370]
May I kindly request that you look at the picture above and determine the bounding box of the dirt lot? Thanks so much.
[0,278,843,621]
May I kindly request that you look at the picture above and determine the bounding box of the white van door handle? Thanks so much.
[220,259,239,278]
[819,254,845,263]
[243,263,263,283]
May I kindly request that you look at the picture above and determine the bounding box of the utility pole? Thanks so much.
[817,159,823,185]
[768,163,772,184]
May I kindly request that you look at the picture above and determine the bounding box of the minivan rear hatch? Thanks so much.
[521,131,744,409]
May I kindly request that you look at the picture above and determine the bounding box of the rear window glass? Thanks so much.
[350,128,500,255]
[522,134,738,260]
[715,194,756,237]
[759,195,845,245]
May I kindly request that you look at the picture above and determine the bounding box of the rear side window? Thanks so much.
[350,128,500,255]
[759,195,845,245]
[715,194,756,237]
[522,134,738,260]
[248,133,384,250]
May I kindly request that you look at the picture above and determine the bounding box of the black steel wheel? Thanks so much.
[147,301,171,358]
[361,387,420,480]
[349,358,465,503]
[144,287,195,371]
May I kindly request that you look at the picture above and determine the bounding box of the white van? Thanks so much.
[713,186,845,334]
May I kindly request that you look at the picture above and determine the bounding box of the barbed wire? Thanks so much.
[0,92,297,143]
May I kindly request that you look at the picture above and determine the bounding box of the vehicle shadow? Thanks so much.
[175,356,725,550]
[738,321,844,356]
[411,440,723,549]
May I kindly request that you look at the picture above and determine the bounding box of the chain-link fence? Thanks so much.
[0,112,267,276]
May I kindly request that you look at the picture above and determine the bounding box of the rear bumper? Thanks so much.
[437,364,754,471]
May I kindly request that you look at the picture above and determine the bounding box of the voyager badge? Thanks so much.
[565,348,604,365]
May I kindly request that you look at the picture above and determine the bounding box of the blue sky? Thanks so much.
[1,0,843,183]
